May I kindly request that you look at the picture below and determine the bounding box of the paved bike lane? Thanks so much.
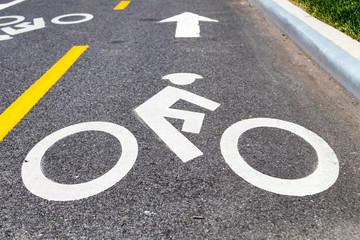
[0,0,360,238]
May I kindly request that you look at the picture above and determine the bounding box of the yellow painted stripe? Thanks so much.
[0,46,88,141]
[114,1,131,10]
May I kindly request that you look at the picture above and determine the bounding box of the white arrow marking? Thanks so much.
[159,12,218,38]
[135,86,220,162]
[0,0,26,11]
[1,18,45,35]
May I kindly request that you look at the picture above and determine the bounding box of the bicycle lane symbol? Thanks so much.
[21,73,220,201]
[21,72,339,201]
[135,73,220,162]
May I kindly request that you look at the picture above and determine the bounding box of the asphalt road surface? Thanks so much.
[1,0,360,239]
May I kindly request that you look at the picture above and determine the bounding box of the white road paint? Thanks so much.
[0,34,12,41]
[159,12,218,38]
[51,13,94,25]
[135,86,220,162]
[0,15,25,27]
[2,18,45,35]
[0,0,25,11]
[220,118,339,196]
[22,122,138,201]
[162,73,203,85]
[0,14,93,41]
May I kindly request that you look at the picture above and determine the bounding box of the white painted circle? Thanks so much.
[51,13,94,25]
[220,118,339,196]
[22,122,138,201]
[0,15,25,27]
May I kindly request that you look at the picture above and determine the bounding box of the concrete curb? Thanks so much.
[250,0,360,101]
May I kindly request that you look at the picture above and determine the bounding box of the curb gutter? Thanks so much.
[250,0,360,101]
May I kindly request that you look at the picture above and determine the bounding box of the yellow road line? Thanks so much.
[114,1,131,10]
[0,45,88,141]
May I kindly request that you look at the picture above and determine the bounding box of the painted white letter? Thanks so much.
[0,15,25,27]
[1,18,45,35]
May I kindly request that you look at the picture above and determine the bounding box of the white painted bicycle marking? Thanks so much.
[22,122,138,201]
[135,84,220,162]
[17,63,340,201]
[162,73,203,85]
[51,13,94,25]
[220,118,339,196]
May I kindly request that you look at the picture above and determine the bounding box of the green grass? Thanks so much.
[289,0,360,41]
